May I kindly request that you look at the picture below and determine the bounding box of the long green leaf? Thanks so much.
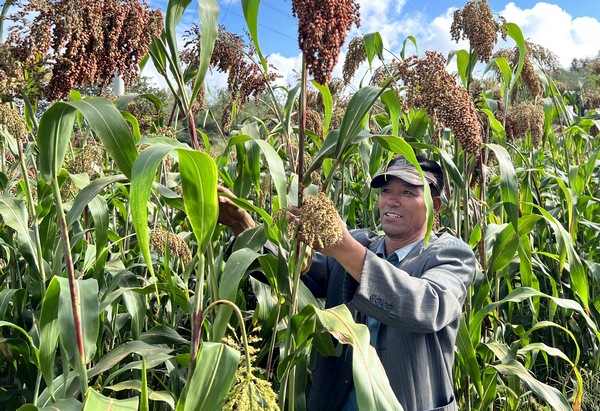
[241,0,268,71]
[56,277,99,366]
[0,194,39,276]
[363,32,384,66]
[130,144,174,279]
[312,305,402,410]
[486,143,519,231]
[212,248,262,341]
[176,149,218,253]
[192,0,219,102]
[83,388,139,410]
[336,85,387,158]
[66,175,127,226]
[182,342,240,411]
[17,398,82,411]
[39,278,61,400]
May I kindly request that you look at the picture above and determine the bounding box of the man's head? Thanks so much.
[371,154,444,197]
[371,155,444,247]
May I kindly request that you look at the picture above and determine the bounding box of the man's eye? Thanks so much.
[403,190,413,195]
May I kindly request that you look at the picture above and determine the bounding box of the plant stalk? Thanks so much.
[52,178,88,396]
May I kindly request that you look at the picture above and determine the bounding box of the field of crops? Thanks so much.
[0,0,599,410]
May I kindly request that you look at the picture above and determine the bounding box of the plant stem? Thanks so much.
[18,139,46,290]
[189,254,205,377]
[52,178,88,396]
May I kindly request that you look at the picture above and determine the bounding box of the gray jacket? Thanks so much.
[302,230,476,411]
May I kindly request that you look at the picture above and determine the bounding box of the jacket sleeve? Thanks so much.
[346,235,475,333]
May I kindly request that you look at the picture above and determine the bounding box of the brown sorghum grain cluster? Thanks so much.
[8,0,163,101]
[397,51,483,156]
[343,36,367,85]
[520,50,543,99]
[291,192,343,249]
[150,228,192,266]
[450,0,506,63]
[0,104,28,141]
[126,99,161,134]
[292,0,360,85]
[582,87,600,113]
[330,96,350,130]
[506,101,545,148]
[66,144,105,176]
[305,108,323,138]
[182,25,279,132]
[148,126,178,140]
[0,44,28,102]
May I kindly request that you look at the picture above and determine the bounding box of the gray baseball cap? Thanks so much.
[371,156,443,194]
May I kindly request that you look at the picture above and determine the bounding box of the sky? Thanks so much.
[139,0,600,93]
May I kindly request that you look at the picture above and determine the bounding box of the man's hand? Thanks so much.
[217,186,256,236]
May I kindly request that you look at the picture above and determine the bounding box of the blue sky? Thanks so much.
[140,0,600,90]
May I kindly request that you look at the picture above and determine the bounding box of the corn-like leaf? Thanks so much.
[487,342,571,411]
[363,32,384,67]
[130,144,174,279]
[181,342,240,411]
[56,277,99,366]
[381,90,401,137]
[105,380,175,409]
[83,388,139,410]
[17,398,82,411]
[486,143,519,231]
[192,0,219,102]
[312,81,333,137]
[336,85,387,159]
[241,0,268,71]
[212,248,262,341]
[38,278,61,400]
[176,149,218,253]
[312,305,402,410]
[38,99,137,181]
[0,194,39,277]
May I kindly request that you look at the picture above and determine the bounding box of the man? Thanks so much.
[218,155,476,411]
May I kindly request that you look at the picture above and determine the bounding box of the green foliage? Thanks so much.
[0,0,599,410]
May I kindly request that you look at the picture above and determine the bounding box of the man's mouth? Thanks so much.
[384,212,401,219]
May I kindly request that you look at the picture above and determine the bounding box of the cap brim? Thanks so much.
[371,167,438,190]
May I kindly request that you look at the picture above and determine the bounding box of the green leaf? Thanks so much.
[312,305,402,410]
[486,143,519,231]
[192,0,219,102]
[456,317,482,397]
[182,342,240,411]
[363,32,384,66]
[66,175,127,226]
[83,388,139,410]
[38,99,138,181]
[406,109,430,140]
[0,194,39,277]
[381,90,401,137]
[212,248,263,341]
[17,398,82,411]
[88,341,172,378]
[505,23,526,89]
[241,0,268,71]
[312,81,333,137]
[39,278,61,400]
[56,277,99,366]
[130,144,174,279]
[336,85,388,159]
[487,343,571,411]
[105,380,175,409]
[176,149,218,253]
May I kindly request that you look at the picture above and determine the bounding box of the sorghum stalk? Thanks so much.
[189,253,205,377]
[52,178,88,396]
[18,139,46,288]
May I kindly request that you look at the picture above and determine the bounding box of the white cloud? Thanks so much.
[499,2,600,67]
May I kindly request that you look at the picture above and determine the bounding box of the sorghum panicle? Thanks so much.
[292,0,360,85]
[292,192,343,249]
[398,52,483,156]
[506,101,545,148]
[342,36,367,85]
[450,0,506,63]
[150,228,192,266]
[0,104,28,141]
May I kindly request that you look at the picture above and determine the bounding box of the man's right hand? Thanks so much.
[217,186,256,236]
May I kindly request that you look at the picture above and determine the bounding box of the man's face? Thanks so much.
[378,177,427,243]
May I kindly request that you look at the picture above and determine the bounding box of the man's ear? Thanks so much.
[433,196,443,213]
